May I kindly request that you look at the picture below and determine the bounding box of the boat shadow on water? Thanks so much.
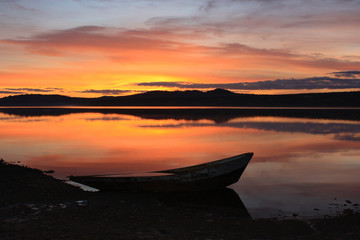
[155,188,251,219]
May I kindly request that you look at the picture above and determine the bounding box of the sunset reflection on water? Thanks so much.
[1,109,360,217]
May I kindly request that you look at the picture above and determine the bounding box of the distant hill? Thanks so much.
[0,94,87,106]
[0,89,360,107]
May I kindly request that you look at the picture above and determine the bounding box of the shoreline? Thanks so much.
[1,160,359,240]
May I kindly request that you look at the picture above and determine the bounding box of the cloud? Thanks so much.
[0,90,23,94]
[148,0,360,55]
[330,71,360,78]
[1,26,187,56]
[334,133,360,142]
[2,25,360,87]
[80,89,140,95]
[200,0,283,12]
[0,88,62,95]
[217,43,296,58]
[1,26,293,61]
[137,82,188,88]
[85,117,129,121]
[5,88,55,92]
[137,76,360,90]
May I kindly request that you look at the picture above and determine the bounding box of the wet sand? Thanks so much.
[1,160,359,240]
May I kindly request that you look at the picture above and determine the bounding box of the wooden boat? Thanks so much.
[69,152,253,192]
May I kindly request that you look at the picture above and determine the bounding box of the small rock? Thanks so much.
[26,204,39,211]
[59,203,67,208]
[76,200,88,206]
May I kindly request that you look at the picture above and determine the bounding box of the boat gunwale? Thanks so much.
[157,152,253,174]
[69,152,253,181]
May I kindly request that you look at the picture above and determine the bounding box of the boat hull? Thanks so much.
[69,152,253,192]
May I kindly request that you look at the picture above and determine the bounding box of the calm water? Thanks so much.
[1,108,360,218]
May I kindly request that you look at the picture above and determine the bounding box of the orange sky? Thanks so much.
[1,0,360,97]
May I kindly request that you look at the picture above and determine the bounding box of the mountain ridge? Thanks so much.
[0,89,360,107]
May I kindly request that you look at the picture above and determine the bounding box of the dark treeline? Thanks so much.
[1,88,360,107]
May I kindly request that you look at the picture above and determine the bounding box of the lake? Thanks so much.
[1,107,360,218]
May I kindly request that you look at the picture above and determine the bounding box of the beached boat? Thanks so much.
[69,152,253,192]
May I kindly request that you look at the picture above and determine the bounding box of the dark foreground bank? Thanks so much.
[1,160,359,240]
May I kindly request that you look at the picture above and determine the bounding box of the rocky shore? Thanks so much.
[1,159,359,240]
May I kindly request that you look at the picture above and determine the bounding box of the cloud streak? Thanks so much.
[330,71,360,78]
[0,87,63,95]
[1,26,187,56]
[137,76,360,90]
[80,89,141,95]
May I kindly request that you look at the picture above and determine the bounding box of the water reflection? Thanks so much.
[140,120,360,136]
[156,188,251,219]
[1,107,360,122]
[0,107,359,218]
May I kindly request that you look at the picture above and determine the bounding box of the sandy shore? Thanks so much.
[1,159,359,240]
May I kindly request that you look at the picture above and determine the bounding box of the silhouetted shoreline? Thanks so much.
[1,160,359,239]
[1,89,360,107]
